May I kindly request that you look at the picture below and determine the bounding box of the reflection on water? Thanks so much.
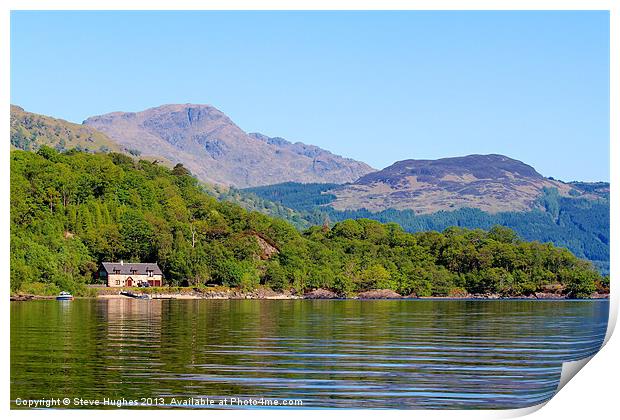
[11,299,608,409]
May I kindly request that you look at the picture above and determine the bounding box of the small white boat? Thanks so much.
[56,291,74,301]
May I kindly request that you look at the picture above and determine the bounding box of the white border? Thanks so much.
[1,2,617,420]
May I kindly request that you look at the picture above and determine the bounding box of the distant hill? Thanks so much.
[84,104,374,187]
[243,176,610,273]
[10,105,123,154]
[329,154,595,214]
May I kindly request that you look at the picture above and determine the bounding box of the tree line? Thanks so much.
[11,148,607,298]
[243,182,610,274]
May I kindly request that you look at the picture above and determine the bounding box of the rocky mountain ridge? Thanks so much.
[84,104,374,187]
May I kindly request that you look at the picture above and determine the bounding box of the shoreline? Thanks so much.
[10,287,610,302]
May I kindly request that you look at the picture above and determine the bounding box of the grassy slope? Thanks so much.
[10,105,173,166]
[10,105,123,153]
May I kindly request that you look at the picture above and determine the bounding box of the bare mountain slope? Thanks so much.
[329,154,575,214]
[84,104,374,187]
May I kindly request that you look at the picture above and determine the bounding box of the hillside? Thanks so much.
[83,104,374,187]
[10,106,609,278]
[10,148,604,298]
[9,106,315,230]
[10,105,123,154]
[10,105,173,166]
[330,154,580,214]
[243,181,610,273]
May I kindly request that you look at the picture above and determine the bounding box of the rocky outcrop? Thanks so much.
[469,293,503,299]
[356,289,402,299]
[534,292,567,299]
[10,294,36,301]
[253,234,279,260]
[304,288,338,299]
[10,294,54,301]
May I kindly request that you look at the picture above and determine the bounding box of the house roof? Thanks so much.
[101,262,162,275]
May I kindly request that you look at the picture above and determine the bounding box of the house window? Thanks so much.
[113,269,120,274]
[130,269,137,274]
[115,280,120,286]
[147,270,153,277]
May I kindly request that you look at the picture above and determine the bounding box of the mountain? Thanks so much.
[10,104,609,274]
[329,154,587,214]
[10,105,123,154]
[83,104,374,187]
[243,155,610,273]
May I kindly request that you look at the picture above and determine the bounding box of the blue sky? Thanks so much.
[11,11,609,181]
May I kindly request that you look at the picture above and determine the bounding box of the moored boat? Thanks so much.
[120,290,151,300]
[56,291,74,301]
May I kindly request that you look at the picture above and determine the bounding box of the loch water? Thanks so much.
[10,299,609,409]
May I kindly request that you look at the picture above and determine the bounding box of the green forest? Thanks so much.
[243,182,610,274]
[11,148,607,298]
